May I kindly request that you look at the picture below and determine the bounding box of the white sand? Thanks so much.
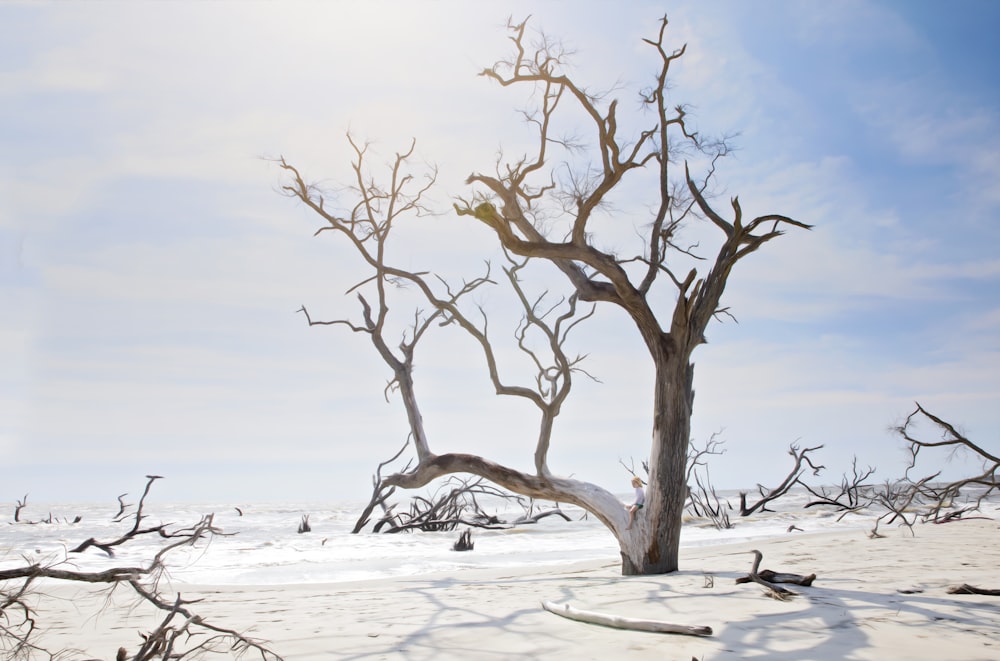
[29,519,1000,660]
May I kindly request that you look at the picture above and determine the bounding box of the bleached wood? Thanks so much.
[541,601,712,637]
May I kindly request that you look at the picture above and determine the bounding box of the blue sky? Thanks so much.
[3,1,998,504]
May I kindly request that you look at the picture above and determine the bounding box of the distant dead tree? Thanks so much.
[801,456,877,514]
[0,477,280,660]
[866,404,996,537]
[280,14,808,575]
[13,495,27,523]
[896,403,999,522]
[684,434,732,529]
[452,530,475,552]
[10,495,81,526]
[738,444,824,516]
[69,475,175,556]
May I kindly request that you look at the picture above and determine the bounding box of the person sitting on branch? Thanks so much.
[626,476,645,530]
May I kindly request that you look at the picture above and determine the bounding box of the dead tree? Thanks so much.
[685,434,733,528]
[866,404,997,537]
[895,403,999,522]
[738,444,824,516]
[280,15,808,575]
[452,530,474,552]
[687,466,733,530]
[13,495,27,523]
[352,440,411,534]
[0,479,280,660]
[70,475,175,557]
[801,456,877,513]
[10,495,82,526]
[868,475,930,538]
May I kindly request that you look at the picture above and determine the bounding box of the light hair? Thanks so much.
[631,476,643,488]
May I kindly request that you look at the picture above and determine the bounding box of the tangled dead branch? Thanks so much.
[1,477,281,660]
[354,444,570,534]
[368,475,561,533]
[869,404,998,537]
[739,444,824,517]
[684,434,733,529]
[896,403,999,522]
[801,456,877,513]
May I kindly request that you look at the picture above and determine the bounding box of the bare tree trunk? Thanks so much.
[620,360,692,574]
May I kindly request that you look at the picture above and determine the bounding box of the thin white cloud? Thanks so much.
[5,2,998,501]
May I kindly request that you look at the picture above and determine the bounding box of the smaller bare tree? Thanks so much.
[684,434,732,529]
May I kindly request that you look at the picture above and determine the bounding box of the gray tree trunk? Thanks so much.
[619,358,693,574]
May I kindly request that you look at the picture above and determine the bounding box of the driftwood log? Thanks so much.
[947,584,1000,596]
[736,550,800,598]
[736,562,816,587]
[541,601,712,637]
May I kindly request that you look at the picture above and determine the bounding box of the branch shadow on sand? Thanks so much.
[325,560,999,661]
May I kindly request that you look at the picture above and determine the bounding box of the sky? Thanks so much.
[3,1,998,505]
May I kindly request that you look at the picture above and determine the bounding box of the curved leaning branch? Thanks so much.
[280,136,599,484]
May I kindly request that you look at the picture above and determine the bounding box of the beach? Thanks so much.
[29,517,1000,660]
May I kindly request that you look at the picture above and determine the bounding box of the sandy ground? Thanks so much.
[24,518,1000,660]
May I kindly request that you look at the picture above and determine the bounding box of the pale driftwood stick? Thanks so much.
[541,601,712,637]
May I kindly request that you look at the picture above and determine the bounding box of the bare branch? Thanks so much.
[739,444,825,516]
[1,479,281,660]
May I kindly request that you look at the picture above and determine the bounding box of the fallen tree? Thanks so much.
[869,404,998,537]
[895,403,999,523]
[355,467,568,533]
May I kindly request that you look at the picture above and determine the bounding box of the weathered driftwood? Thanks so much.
[541,601,712,637]
[735,569,816,587]
[741,550,797,599]
[947,584,1000,596]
